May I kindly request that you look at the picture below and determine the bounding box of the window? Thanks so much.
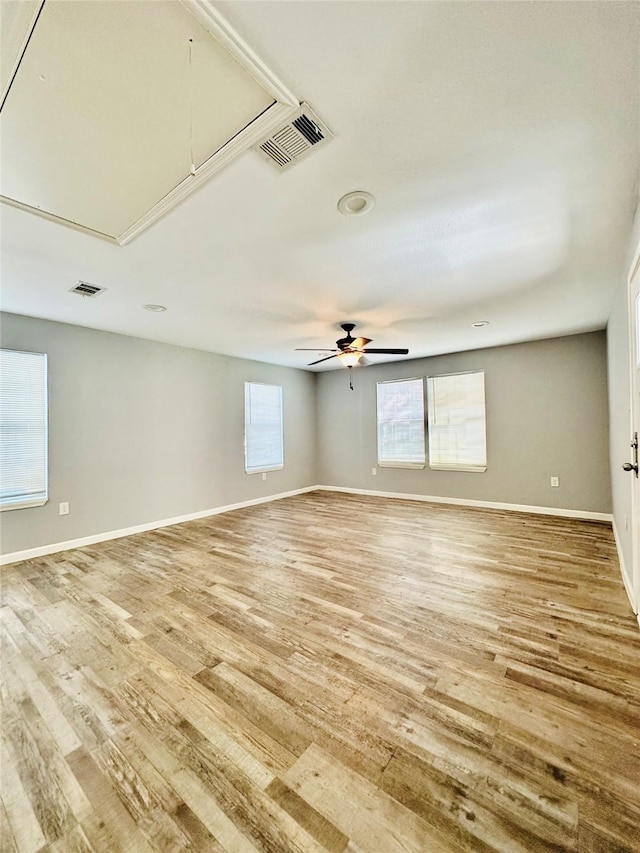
[427,370,486,471]
[244,382,283,473]
[376,378,425,468]
[0,349,48,510]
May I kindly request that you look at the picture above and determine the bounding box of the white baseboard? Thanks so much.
[0,484,614,569]
[314,485,613,523]
[0,486,317,567]
[612,517,637,615]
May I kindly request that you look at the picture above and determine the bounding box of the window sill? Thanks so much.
[245,466,284,475]
[0,497,48,512]
[378,462,426,470]
[429,465,487,473]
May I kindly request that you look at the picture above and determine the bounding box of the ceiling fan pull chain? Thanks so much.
[349,366,354,391]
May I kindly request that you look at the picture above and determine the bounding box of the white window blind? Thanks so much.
[0,349,48,510]
[376,378,425,468]
[244,382,284,474]
[427,370,486,471]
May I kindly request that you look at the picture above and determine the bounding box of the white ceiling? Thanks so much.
[1,0,639,370]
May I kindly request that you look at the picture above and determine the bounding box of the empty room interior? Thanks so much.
[1,1,640,851]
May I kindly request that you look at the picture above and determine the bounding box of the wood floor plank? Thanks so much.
[1,676,76,846]
[195,661,316,758]
[265,778,349,853]
[126,721,260,852]
[381,745,547,853]
[1,491,639,851]
[0,797,19,853]
[65,747,156,853]
[0,738,47,853]
[281,742,462,852]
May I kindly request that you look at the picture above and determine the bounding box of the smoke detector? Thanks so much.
[255,103,333,171]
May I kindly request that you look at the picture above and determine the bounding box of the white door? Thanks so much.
[628,253,640,614]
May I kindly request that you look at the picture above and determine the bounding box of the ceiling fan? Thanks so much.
[295,323,409,367]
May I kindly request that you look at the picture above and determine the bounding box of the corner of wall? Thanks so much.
[311,370,320,485]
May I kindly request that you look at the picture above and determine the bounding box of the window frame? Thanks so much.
[0,348,49,512]
[426,369,487,473]
[244,381,284,475]
[376,376,426,469]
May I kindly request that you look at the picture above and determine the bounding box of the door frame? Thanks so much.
[627,240,640,618]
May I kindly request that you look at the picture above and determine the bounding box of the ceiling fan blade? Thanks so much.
[360,348,409,355]
[351,337,372,349]
[308,353,340,365]
[295,348,337,351]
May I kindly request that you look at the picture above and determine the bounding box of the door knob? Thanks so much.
[624,432,639,476]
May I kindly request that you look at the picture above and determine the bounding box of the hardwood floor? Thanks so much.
[1,490,639,852]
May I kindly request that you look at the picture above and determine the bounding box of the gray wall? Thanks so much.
[317,333,611,514]
[0,313,317,555]
[607,204,640,590]
[0,315,615,558]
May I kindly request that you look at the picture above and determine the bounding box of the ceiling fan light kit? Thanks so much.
[337,351,362,367]
[295,323,409,388]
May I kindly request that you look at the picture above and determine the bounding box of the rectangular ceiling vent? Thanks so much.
[256,103,333,171]
[69,281,106,298]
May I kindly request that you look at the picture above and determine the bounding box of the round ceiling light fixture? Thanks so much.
[471,320,489,328]
[143,304,167,312]
[337,190,375,216]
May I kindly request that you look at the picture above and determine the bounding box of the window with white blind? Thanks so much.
[427,370,486,472]
[0,349,48,510]
[376,378,425,468]
[244,382,284,474]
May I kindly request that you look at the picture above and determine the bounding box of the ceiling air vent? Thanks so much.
[69,281,106,298]
[256,103,333,171]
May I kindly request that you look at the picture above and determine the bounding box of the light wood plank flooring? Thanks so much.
[1,491,639,852]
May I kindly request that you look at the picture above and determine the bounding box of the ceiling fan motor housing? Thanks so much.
[337,322,356,349]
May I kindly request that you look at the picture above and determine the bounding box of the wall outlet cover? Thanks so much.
[550,477,559,488]
[59,502,70,515]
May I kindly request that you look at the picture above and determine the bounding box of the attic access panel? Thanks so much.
[0,0,298,244]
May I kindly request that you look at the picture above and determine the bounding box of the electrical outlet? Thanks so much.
[262,472,267,481]
[59,501,69,515]
[550,477,559,488]
[372,467,377,476]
